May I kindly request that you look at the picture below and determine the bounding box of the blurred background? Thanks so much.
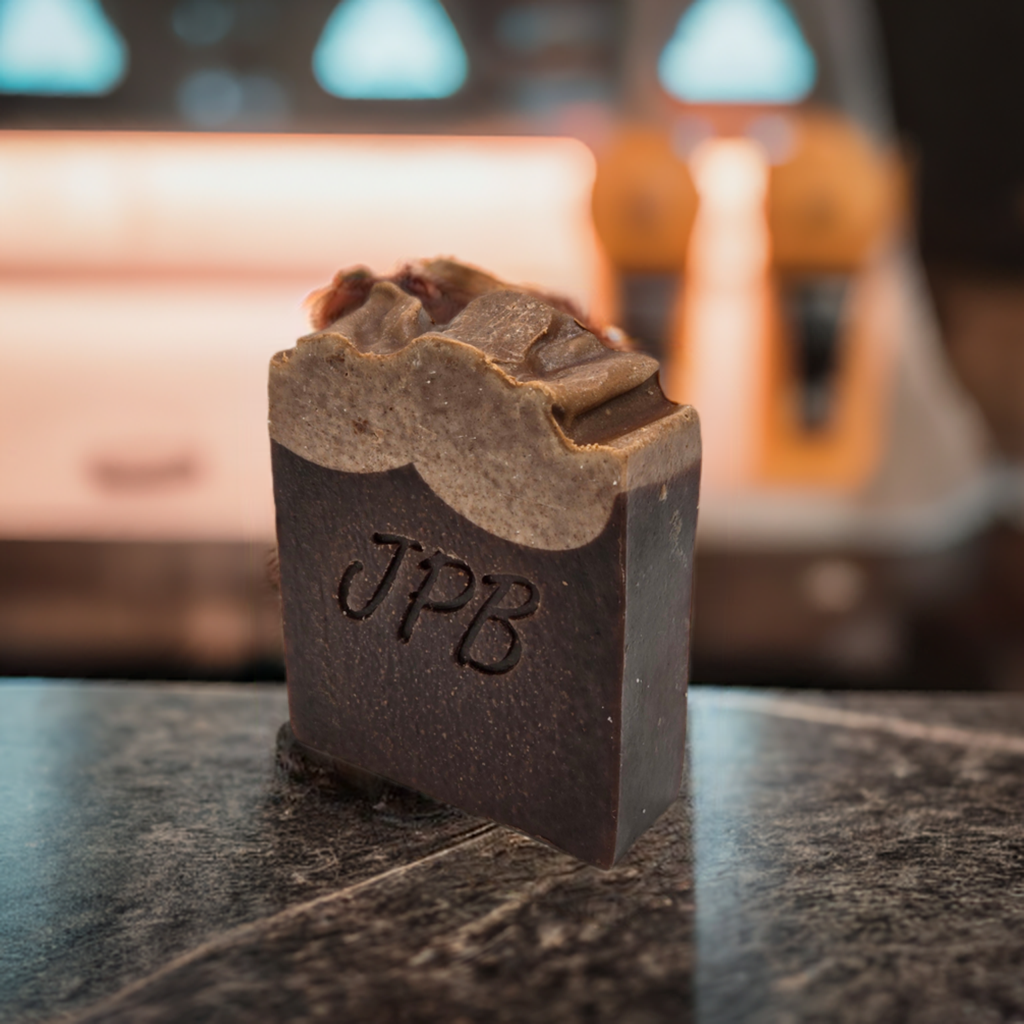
[1,0,1022,688]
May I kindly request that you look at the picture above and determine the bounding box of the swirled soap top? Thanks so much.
[269,259,699,550]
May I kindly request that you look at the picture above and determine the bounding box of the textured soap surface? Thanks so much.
[270,260,701,867]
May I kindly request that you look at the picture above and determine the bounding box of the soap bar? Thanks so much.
[269,260,701,868]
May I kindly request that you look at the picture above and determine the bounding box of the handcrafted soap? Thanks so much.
[269,260,701,867]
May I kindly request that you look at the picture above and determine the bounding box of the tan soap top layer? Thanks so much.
[270,259,700,550]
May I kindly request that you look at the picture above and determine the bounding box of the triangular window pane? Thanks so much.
[313,0,467,100]
[658,0,816,105]
[0,0,127,95]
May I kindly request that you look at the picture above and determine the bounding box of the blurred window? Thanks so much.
[0,0,626,132]
[312,0,467,100]
[658,0,815,105]
[0,0,127,95]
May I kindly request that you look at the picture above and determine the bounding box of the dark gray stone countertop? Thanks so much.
[2,681,1024,1023]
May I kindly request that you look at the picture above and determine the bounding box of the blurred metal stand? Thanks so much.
[595,0,1008,686]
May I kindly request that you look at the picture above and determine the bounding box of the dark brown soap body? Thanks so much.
[273,443,698,868]
[270,261,700,868]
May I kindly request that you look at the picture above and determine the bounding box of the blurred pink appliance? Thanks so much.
[0,131,600,544]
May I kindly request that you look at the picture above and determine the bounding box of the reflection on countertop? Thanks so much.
[693,689,1024,1022]
[3,682,1024,1022]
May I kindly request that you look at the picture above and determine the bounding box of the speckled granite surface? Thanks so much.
[694,690,1024,1024]
[3,681,1024,1023]
[0,682,691,1024]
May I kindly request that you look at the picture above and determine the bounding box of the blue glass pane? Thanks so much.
[0,0,127,95]
[658,0,816,105]
[313,0,467,100]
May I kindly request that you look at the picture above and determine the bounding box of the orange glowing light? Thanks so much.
[663,138,773,492]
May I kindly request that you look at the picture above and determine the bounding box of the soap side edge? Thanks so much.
[614,416,702,864]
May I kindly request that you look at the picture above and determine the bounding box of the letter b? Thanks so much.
[458,574,540,674]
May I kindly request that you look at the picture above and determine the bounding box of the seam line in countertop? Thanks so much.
[705,692,1024,755]
[57,822,498,1024]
